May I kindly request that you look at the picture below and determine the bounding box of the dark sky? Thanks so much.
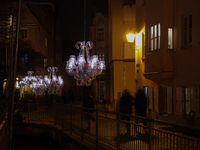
[52,0,96,63]
[52,0,96,41]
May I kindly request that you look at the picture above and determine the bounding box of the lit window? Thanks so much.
[182,13,192,47]
[185,87,193,115]
[9,15,12,26]
[168,28,173,49]
[44,58,47,68]
[150,23,160,51]
[98,28,104,41]
[178,86,193,116]
[21,30,27,38]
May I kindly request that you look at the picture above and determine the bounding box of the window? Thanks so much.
[168,28,173,49]
[185,87,193,115]
[150,23,160,51]
[160,87,167,113]
[98,28,104,41]
[44,59,47,68]
[177,87,193,116]
[182,13,192,47]
[99,81,105,102]
[45,38,48,47]
[21,54,28,64]
[21,30,27,38]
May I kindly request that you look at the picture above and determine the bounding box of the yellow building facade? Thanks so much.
[106,0,200,126]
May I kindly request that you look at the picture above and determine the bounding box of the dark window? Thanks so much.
[182,14,192,47]
[21,30,27,38]
[98,28,104,41]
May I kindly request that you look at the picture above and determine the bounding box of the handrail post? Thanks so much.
[54,98,56,125]
[148,109,152,150]
[62,105,63,131]
[96,103,98,150]
[116,108,120,150]
[173,123,175,150]
[81,104,83,141]
[70,103,72,135]
[28,101,30,123]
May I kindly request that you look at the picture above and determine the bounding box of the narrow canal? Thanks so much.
[12,134,65,150]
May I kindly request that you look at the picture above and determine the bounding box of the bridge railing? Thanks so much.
[15,101,200,150]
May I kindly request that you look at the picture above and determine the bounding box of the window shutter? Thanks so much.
[192,86,199,118]
[176,87,182,115]
[154,87,159,112]
[148,87,153,110]
[167,86,173,114]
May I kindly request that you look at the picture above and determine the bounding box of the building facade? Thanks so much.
[92,0,200,126]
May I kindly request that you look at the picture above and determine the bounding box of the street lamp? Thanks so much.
[126,32,135,42]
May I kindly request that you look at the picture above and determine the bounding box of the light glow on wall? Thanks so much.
[136,32,142,47]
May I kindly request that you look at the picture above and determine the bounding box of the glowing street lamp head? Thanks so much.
[126,33,135,43]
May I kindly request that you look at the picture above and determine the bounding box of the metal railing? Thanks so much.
[15,101,200,150]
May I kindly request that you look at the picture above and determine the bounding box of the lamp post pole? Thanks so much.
[8,1,54,149]
[9,1,21,149]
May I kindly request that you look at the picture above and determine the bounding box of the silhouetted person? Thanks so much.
[61,89,67,104]
[119,89,134,135]
[14,109,24,122]
[135,89,148,126]
[68,88,74,104]
[82,90,95,130]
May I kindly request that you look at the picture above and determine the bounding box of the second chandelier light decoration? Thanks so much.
[20,67,64,95]
[66,41,106,86]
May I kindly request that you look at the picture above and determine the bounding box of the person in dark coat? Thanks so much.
[82,90,95,130]
[61,89,67,104]
[67,88,74,104]
[119,89,134,134]
[135,89,148,126]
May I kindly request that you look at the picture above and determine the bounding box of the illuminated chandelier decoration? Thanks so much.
[19,71,37,86]
[44,67,64,94]
[66,41,106,86]
[30,75,46,95]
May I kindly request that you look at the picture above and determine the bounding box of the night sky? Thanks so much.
[52,0,96,63]
[52,0,95,40]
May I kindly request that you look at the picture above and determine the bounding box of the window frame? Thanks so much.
[180,86,193,116]
[168,28,173,49]
[21,29,28,38]
[182,13,192,48]
[150,23,160,51]
[97,28,104,41]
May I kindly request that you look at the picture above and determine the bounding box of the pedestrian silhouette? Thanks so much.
[82,90,95,130]
[61,89,67,104]
[67,88,74,104]
[119,89,134,135]
[135,89,148,126]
